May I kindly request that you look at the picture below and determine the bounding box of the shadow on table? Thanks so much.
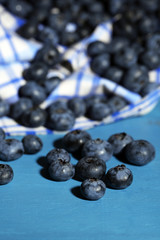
[70,186,86,200]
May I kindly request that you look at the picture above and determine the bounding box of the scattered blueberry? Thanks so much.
[67,97,86,118]
[80,178,106,200]
[63,129,91,153]
[9,98,33,120]
[21,107,47,128]
[0,99,10,118]
[0,128,5,141]
[75,156,106,180]
[0,139,24,161]
[42,76,62,95]
[22,135,43,154]
[48,159,75,181]
[46,148,71,165]
[0,164,14,185]
[108,132,133,155]
[47,107,75,131]
[124,140,155,166]
[105,164,133,189]
[18,81,47,106]
[90,53,110,76]
[82,138,113,162]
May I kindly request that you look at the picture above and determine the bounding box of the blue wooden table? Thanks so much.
[0,102,160,240]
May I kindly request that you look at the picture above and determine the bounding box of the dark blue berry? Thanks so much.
[0,128,5,141]
[60,30,80,46]
[34,43,60,67]
[113,47,138,69]
[48,159,75,181]
[80,178,106,200]
[37,27,59,45]
[90,53,110,76]
[22,62,48,83]
[10,98,33,120]
[87,41,109,58]
[103,66,124,84]
[0,164,14,185]
[139,50,160,70]
[47,100,68,114]
[7,0,33,18]
[63,129,91,153]
[108,132,133,155]
[82,138,113,162]
[46,148,71,165]
[85,95,108,109]
[67,97,86,118]
[47,107,75,131]
[87,102,111,121]
[122,65,149,93]
[0,139,24,161]
[107,96,127,114]
[140,82,159,97]
[43,76,62,95]
[48,12,68,33]
[22,135,43,154]
[105,164,133,189]
[17,20,38,39]
[138,15,158,35]
[107,37,130,54]
[146,34,160,52]
[18,82,47,106]
[0,99,10,118]
[75,156,106,180]
[21,107,47,128]
[124,140,155,166]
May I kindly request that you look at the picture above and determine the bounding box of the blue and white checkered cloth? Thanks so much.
[0,4,160,135]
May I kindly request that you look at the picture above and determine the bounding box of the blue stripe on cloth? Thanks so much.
[156,68,160,83]
[75,71,84,95]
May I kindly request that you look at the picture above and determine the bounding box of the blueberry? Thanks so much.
[105,164,133,189]
[138,0,159,12]
[146,34,160,52]
[22,62,48,83]
[22,135,43,154]
[124,140,155,166]
[123,6,145,23]
[10,98,33,120]
[87,41,109,58]
[48,159,75,181]
[0,128,5,141]
[138,15,158,35]
[0,99,10,118]
[90,53,110,76]
[106,37,130,54]
[47,100,68,114]
[87,102,111,121]
[113,47,138,69]
[48,12,68,33]
[75,156,106,180]
[0,139,24,161]
[21,107,47,128]
[139,50,160,70]
[85,95,108,109]
[60,30,80,46]
[17,20,38,39]
[47,107,75,131]
[103,66,124,84]
[0,164,14,185]
[67,97,86,118]
[7,0,33,18]
[37,27,59,45]
[42,76,62,95]
[62,129,91,153]
[108,132,133,155]
[107,0,126,15]
[82,138,113,162]
[80,178,106,200]
[18,82,47,106]
[107,96,127,114]
[46,148,71,165]
[122,65,149,93]
[113,18,137,41]
[33,43,60,67]
[140,82,160,97]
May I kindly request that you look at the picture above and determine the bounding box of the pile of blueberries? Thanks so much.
[0,127,155,201]
[0,0,160,132]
